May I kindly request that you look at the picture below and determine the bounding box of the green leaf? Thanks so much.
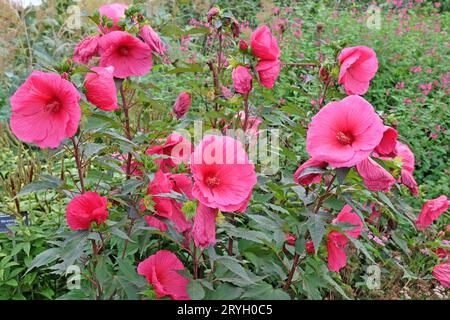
[187,280,205,300]
[217,256,254,285]
[208,283,243,300]
[26,248,60,274]
[241,283,290,300]
[307,213,326,252]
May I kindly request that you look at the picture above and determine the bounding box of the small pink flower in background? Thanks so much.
[66,192,109,231]
[404,98,412,104]
[139,25,165,55]
[374,126,398,157]
[193,203,218,248]
[98,3,128,34]
[293,158,327,185]
[99,31,152,78]
[172,92,191,119]
[432,262,450,288]
[84,66,118,111]
[338,46,378,95]
[137,250,190,300]
[410,66,422,73]
[430,132,438,139]
[395,82,405,89]
[306,95,385,168]
[356,157,396,192]
[285,233,296,246]
[190,135,257,213]
[73,35,100,64]
[232,65,253,95]
[250,25,281,60]
[327,205,363,272]
[255,59,281,89]
[10,71,81,149]
[146,133,193,171]
[416,195,450,231]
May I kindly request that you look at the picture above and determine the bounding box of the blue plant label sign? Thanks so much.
[0,213,19,233]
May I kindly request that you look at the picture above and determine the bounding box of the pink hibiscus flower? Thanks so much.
[250,25,281,60]
[84,66,118,111]
[146,133,193,172]
[306,95,385,168]
[99,31,152,78]
[142,170,192,233]
[338,45,378,95]
[232,65,253,95]
[255,59,281,89]
[374,126,398,157]
[137,250,190,300]
[10,71,81,149]
[66,192,109,231]
[293,158,328,185]
[327,205,363,272]
[432,262,450,288]
[416,195,450,231]
[73,35,100,65]
[98,3,128,34]
[172,92,191,119]
[139,25,165,55]
[190,135,257,212]
[192,203,218,248]
[356,157,396,192]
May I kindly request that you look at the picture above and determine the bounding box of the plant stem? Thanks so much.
[283,252,299,291]
[71,136,85,193]
[121,218,135,259]
[242,96,250,132]
[119,84,133,180]
[227,214,237,256]
[193,245,199,280]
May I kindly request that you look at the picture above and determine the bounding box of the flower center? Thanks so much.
[44,99,61,113]
[205,175,221,188]
[118,46,129,56]
[336,131,354,145]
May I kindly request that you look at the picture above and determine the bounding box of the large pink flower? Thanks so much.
[432,262,450,288]
[327,205,363,272]
[192,203,218,248]
[139,25,165,55]
[142,170,192,233]
[146,133,193,172]
[98,3,128,34]
[255,59,281,89]
[73,35,99,65]
[306,95,385,168]
[190,135,257,212]
[338,45,378,95]
[137,250,190,300]
[415,195,450,231]
[250,25,280,60]
[66,192,109,231]
[293,158,327,185]
[84,66,118,111]
[99,31,152,78]
[10,71,81,149]
[356,157,396,192]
